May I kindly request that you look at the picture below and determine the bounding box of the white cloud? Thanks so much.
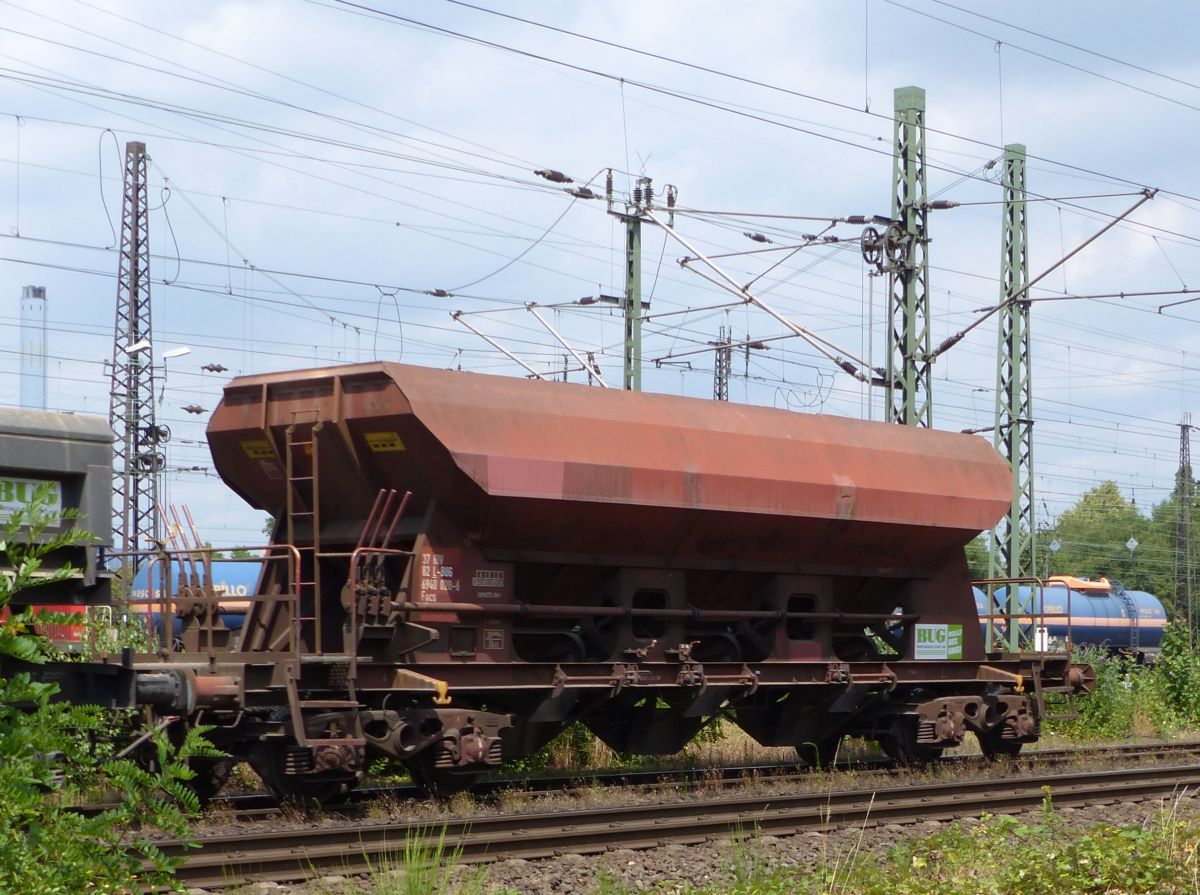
[1,0,1199,542]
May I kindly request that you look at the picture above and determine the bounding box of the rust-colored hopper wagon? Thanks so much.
[144,362,1088,799]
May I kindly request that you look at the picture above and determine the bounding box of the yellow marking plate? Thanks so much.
[240,439,276,459]
[364,431,406,452]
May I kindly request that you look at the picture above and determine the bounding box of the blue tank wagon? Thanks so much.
[975,576,1167,659]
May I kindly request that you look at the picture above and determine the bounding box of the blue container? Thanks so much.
[129,559,260,634]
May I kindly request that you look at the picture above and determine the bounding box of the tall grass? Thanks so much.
[654,795,1200,895]
[329,826,484,895]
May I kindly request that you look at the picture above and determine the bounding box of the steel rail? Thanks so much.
[240,737,1200,808]
[88,739,1200,822]
[168,757,1200,887]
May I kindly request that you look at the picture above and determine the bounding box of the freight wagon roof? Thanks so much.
[0,408,112,444]
[208,362,1010,535]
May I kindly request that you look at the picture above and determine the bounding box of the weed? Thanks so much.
[727,824,768,888]
[364,786,406,821]
[446,790,475,815]
[677,797,1200,894]
[591,867,636,895]
[362,825,484,895]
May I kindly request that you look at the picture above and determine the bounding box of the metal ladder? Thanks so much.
[1118,587,1140,654]
[283,416,363,753]
[284,415,323,655]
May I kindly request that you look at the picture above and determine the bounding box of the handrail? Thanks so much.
[974,575,1072,655]
[111,543,303,663]
[345,489,413,682]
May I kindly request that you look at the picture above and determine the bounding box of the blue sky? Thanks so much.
[1,1,1199,564]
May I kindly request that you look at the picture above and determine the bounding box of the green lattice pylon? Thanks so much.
[624,215,642,391]
[988,144,1034,653]
[886,86,931,427]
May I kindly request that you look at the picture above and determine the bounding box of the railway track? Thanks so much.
[170,745,1200,887]
[471,737,1200,795]
[189,737,1200,820]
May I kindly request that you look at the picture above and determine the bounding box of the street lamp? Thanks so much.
[156,347,193,514]
[159,346,191,405]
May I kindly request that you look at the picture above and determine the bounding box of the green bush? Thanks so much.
[1049,646,1142,740]
[1157,621,1200,725]
[1046,632,1200,742]
[0,680,215,892]
[0,485,215,892]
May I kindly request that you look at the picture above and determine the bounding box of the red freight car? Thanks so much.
[127,363,1091,800]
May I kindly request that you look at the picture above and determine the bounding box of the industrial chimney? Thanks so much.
[19,285,47,410]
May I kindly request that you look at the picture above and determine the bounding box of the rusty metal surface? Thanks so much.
[206,363,1009,571]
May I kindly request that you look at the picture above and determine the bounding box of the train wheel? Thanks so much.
[251,742,356,806]
[795,735,842,769]
[186,758,234,805]
[881,717,944,764]
[976,727,1023,761]
[407,753,479,799]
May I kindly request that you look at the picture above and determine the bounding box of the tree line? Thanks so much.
[967,480,1194,614]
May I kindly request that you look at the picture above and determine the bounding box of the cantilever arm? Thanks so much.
[929,188,1157,361]
[450,311,549,380]
[644,209,882,384]
[524,305,609,388]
